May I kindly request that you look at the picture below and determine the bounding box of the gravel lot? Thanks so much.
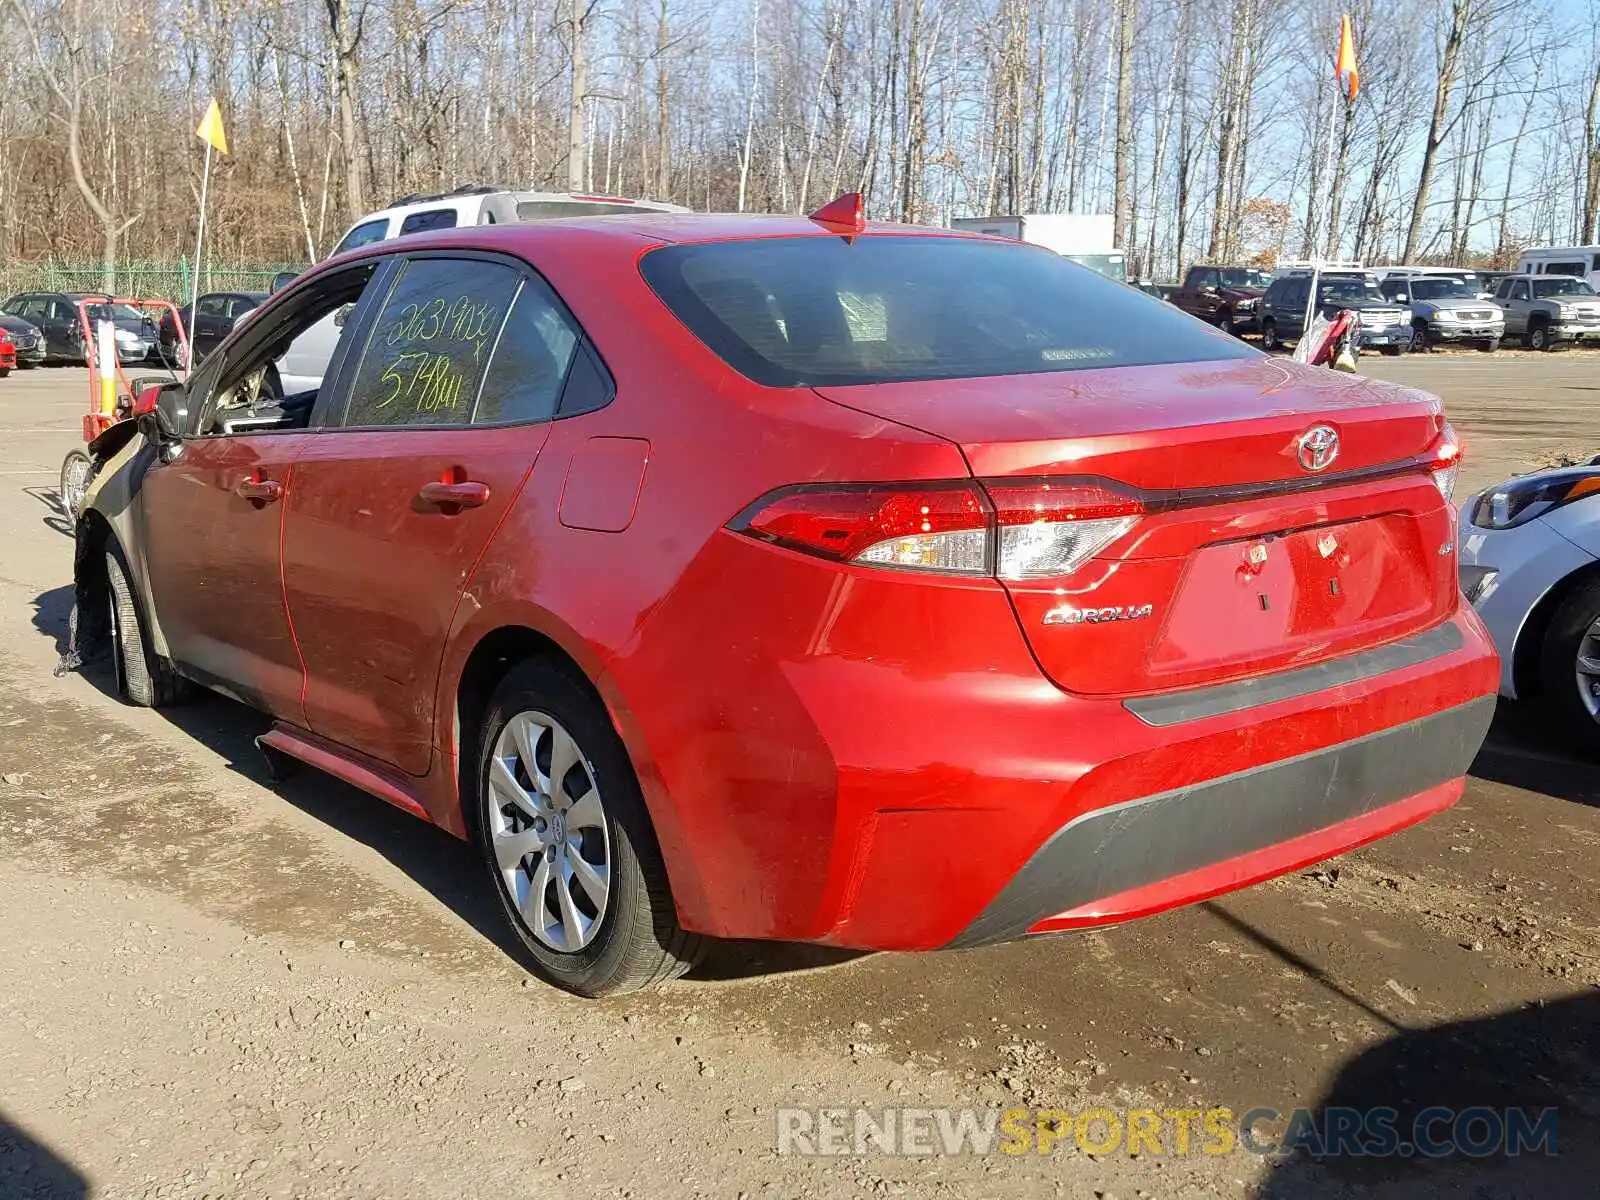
[0,361,1596,1199]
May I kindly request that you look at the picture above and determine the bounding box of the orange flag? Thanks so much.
[1334,15,1359,101]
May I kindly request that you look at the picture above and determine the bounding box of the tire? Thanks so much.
[1528,322,1553,352]
[59,449,93,518]
[0,367,10,378]
[1480,337,1501,353]
[1260,319,1279,352]
[475,658,704,997]
[105,541,192,708]
[1380,345,1403,357]
[1538,578,1600,755]
[1410,325,1432,354]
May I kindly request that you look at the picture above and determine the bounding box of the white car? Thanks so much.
[329,186,692,258]
[275,187,692,394]
[1458,464,1600,748]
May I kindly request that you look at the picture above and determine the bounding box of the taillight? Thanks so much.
[982,479,1143,579]
[730,478,1141,578]
[1429,423,1462,502]
[731,483,990,574]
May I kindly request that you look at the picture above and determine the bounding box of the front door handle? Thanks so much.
[235,478,283,503]
[418,480,490,509]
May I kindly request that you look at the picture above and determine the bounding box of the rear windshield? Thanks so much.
[639,235,1252,387]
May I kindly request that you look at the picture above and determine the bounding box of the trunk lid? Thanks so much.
[815,358,1458,697]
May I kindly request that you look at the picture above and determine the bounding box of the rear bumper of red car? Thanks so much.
[806,611,1497,952]
[616,532,1499,950]
[945,699,1488,947]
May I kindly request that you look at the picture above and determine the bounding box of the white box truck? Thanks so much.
[948,214,1125,281]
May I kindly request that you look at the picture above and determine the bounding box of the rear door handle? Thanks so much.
[418,480,490,509]
[234,478,282,503]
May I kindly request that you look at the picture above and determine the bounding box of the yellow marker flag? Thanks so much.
[1334,15,1359,101]
[196,99,229,155]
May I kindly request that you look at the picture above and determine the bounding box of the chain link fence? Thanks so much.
[0,261,302,303]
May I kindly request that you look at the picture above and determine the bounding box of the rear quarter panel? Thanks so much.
[434,234,973,930]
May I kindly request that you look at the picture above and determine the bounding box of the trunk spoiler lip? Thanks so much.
[989,446,1450,515]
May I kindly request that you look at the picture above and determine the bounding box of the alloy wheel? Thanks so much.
[1575,619,1600,722]
[60,451,92,518]
[487,710,612,952]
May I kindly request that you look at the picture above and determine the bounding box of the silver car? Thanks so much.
[1458,465,1600,747]
[1380,274,1503,353]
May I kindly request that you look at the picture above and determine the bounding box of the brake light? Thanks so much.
[730,478,1141,578]
[1429,423,1462,502]
[732,483,990,574]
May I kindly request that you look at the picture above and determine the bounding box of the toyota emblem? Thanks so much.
[1296,425,1340,472]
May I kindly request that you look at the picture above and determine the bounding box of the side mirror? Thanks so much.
[333,303,353,328]
[271,270,300,294]
[135,383,187,454]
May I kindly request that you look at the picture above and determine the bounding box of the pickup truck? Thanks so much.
[1171,265,1272,333]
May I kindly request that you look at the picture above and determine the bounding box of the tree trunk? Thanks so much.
[1403,0,1467,263]
[1111,0,1136,248]
[900,0,926,223]
[567,0,588,193]
[1583,63,1600,245]
[1324,96,1356,259]
[655,0,670,199]
[324,0,366,217]
[1499,53,1543,263]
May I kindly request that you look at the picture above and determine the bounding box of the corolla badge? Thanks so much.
[1043,603,1155,626]
[1296,424,1340,472]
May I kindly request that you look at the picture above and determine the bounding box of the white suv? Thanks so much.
[274,188,690,393]
[329,186,691,257]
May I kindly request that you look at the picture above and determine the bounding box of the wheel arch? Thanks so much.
[1511,559,1600,700]
[445,616,711,932]
[79,441,174,658]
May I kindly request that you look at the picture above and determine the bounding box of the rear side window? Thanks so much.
[333,218,390,256]
[640,236,1253,387]
[340,258,523,428]
[398,208,459,236]
[474,280,581,424]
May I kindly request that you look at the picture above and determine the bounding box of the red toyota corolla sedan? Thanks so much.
[70,199,1499,995]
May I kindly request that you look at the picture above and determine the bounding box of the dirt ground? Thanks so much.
[0,359,1596,1200]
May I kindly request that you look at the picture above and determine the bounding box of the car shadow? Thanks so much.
[20,485,73,538]
[1469,700,1600,809]
[34,584,860,986]
[1252,989,1600,1198]
[0,1112,89,1199]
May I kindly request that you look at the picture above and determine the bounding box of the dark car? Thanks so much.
[1172,265,1273,333]
[1259,272,1414,356]
[0,313,46,367]
[158,291,269,367]
[2,293,94,363]
[1,292,159,364]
